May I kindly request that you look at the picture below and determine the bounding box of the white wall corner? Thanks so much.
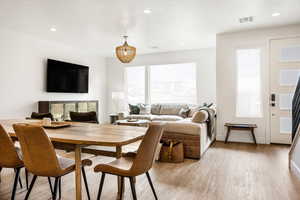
[290,160,300,181]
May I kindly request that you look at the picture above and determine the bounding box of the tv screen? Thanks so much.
[47,59,89,93]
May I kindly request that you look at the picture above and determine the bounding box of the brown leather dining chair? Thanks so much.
[94,123,164,200]
[0,124,29,200]
[13,123,92,200]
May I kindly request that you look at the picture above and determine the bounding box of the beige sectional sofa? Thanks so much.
[121,103,216,159]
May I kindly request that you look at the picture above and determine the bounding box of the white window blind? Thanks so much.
[150,63,197,104]
[125,66,145,104]
[236,49,262,118]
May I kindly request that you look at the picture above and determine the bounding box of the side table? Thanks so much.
[224,123,257,144]
[109,114,119,124]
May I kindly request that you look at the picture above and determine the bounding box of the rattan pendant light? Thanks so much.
[116,36,136,63]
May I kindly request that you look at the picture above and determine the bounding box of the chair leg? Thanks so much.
[25,169,29,190]
[146,172,158,200]
[48,177,53,196]
[119,176,124,199]
[52,177,59,200]
[129,177,137,200]
[18,176,23,189]
[11,168,21,200]
[14,168,22,189]
[24,175,37,200]
[58,178,61,200]
[82,167,91,200]
[97,173,106,200]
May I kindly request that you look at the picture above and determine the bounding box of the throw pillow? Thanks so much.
[129,104,140,115]
[188,106,203,118]
[70,111,98,123]
[31,112,54,120]
[191,110,209,123]
[138,104,151,115]
[178,108,190,118]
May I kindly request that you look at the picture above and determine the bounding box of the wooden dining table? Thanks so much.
[0,119,147,200]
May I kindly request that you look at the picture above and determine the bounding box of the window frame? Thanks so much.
[124,62,198,105]
[235,48,263,118]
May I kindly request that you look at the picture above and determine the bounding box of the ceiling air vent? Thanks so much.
[239,16,254,23]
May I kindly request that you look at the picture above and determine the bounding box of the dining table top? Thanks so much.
[0,119,147,146]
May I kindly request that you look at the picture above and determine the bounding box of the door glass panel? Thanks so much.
[279,93,294,110]
[280,69,300,86]
[280,117,292,134]
[280,46,300,62]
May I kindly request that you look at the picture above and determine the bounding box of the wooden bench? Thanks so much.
[224,123,257,144]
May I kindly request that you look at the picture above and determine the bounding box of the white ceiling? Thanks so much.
[0,0,300,56]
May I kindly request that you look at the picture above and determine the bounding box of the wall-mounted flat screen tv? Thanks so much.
[47,59,89,93]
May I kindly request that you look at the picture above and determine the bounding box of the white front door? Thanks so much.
[270,37,300,144]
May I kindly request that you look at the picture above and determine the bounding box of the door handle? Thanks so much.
[271,93,276,101]
[270,93,276,107]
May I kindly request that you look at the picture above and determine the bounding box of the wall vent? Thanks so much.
[239,16,254,23]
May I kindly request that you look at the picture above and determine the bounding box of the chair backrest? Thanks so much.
[0,124,23,168]
[13,123,62,177]
[130,123,164,175]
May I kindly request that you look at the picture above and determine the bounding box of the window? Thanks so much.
[125,63,197,104]
[236,49,262,118]
[150,63,197,104]
[125,66,145,104]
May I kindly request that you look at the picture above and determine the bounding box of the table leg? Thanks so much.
[75,145,82,200]
[225,127,231,143]
[251,128,257,145]
[116,146,124,200]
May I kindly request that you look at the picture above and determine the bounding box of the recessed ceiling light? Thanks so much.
[50,27,57,32]
[180,42,185,46]
[272,12,281,17]
[144,9,152,14]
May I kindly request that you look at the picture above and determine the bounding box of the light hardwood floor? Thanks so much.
[1,142,300,200]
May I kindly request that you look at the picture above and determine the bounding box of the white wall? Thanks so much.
[0,28,107,122]
[105,49,216,120]
[216,24,300,144]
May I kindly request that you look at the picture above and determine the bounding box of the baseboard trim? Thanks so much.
[290,160,300,181]
[216,134,266,144]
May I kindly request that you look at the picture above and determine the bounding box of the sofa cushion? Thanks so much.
[151,115,183,121]
[138,104,151,115]
[126,114,152,121]
[159,104,189,115]
[151,104,161,115]
[191,110,209,123]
